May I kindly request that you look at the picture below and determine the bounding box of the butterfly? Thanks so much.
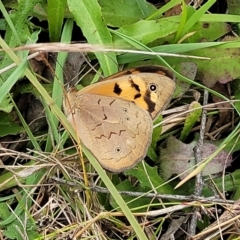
[64,65,175,172]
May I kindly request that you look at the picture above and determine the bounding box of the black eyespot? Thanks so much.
[125,116,130,121]
[115,147,122,153]
[123,108,128,113]
[149,83,158,92]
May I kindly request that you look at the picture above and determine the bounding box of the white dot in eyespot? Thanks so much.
[115,147,122,154]
[149,83,158,92]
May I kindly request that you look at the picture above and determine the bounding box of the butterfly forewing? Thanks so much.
[80,67,175,120]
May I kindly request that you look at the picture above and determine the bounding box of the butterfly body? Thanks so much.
[64,66,175,172]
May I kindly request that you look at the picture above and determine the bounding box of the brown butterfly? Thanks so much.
[64,66,175,172]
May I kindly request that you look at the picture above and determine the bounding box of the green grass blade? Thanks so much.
[45,19,73,152]
[67,0,118,76]
[47,0,67,41]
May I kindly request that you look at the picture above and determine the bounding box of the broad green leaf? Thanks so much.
[0,169,46,227]
[113,19,179,47]
[164,44,240,88]
[4,214,39,240]
[0,95,12,113]
[184,21,231,43]
[0,200,39,239]
[0,112,24,137]
[126,163,174,194]
[192,46,240,87]
[99,0,156,27]
[196,22,231,42]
